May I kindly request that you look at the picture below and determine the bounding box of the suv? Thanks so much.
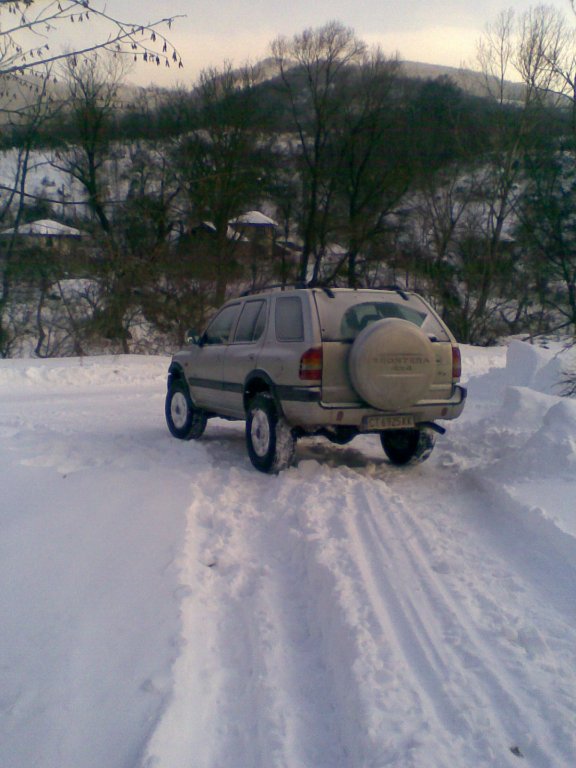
[165,287,466,473]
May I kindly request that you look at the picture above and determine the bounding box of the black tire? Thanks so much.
[165,379,207,440]
[324,426,357,445]
[246,395,296,473]
[380,428,435,465]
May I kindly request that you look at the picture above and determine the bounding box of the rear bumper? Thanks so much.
[280,384,467,430]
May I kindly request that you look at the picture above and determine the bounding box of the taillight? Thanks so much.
[299,346,323,381]
[452,346,462,380]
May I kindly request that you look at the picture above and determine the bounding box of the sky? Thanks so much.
[27,0,576,87]
[109,0,574,87]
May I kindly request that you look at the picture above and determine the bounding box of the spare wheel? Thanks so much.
[349,318,435,410]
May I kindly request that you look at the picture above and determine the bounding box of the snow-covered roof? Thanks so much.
[0,219,84,237]
[229,211,278,227]
[324,242,347,256]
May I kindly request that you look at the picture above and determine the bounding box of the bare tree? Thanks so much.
[171,62,269,305]
[327,49,410,287]
[271,22,367,284]
[477,9,516,104]
[451,4,576,343]
[0,2,183,356]
[519,144,576,337]
[0,2,183,137]
[523,4,576,132]
[50,52,127,232]
[472,10,548,335]
[515,5,565,96]
[0,73,53,356]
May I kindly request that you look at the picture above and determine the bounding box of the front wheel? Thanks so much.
[380,428,435,465]
[246,395,296,473]
[165,380,207,440]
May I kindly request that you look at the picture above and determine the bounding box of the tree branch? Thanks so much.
[0,2,184,77]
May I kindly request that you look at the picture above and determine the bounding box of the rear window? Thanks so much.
[315,292,450,342]
[275,296,304,342]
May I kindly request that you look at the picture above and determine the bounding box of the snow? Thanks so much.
[229,211,278,227]
[1,342,576,768]
[0,219,84,237]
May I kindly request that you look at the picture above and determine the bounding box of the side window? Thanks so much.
[203,304,241,345]
[275,296,304,342]
[234,300,266,343]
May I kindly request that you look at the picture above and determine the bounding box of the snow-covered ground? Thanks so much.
[1,341,575,768]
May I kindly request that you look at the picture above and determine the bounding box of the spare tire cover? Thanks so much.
[349,318,435,410]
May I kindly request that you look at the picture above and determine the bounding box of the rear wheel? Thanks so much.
[380,428,435,465]
[165,380,207,440]
[246,395,296,473]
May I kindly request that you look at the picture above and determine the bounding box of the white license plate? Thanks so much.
[362,414,415,431]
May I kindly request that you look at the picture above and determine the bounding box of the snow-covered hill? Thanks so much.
[1,342,575,768]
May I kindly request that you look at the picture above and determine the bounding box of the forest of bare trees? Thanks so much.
[1,3,576,358]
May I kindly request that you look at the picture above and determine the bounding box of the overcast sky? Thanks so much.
[64,0,575,87]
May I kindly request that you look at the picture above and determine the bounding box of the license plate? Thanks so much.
[362,414,415,431]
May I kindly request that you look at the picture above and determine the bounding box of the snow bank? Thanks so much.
[494,396,576,478]
[473,341,576,477]
[466,339,568,401]
[460,340,576,540]
[0,355,169,391]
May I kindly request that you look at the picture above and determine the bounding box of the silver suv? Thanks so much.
[165,287,466,472]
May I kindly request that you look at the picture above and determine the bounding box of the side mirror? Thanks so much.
[185,329,201,345]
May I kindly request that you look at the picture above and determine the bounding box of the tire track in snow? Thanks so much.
[146,426,576,768]
[286,471,507,767]
[366,464,576,767]
[336,481,519,765]
[272,451,576,767]
[146,459,377,768]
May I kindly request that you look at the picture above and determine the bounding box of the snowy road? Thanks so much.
[1,344,575,768]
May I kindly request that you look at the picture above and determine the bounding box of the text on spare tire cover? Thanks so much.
[372,353,431,370]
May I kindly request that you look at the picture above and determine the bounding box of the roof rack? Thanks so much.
[239,282,337,297]
[377,284,410,300]
[239,283,410,300]
[239,282,306,297]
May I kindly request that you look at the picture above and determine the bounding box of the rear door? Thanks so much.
[219,299,268,417]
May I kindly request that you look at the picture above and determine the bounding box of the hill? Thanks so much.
[399,60,528,103]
